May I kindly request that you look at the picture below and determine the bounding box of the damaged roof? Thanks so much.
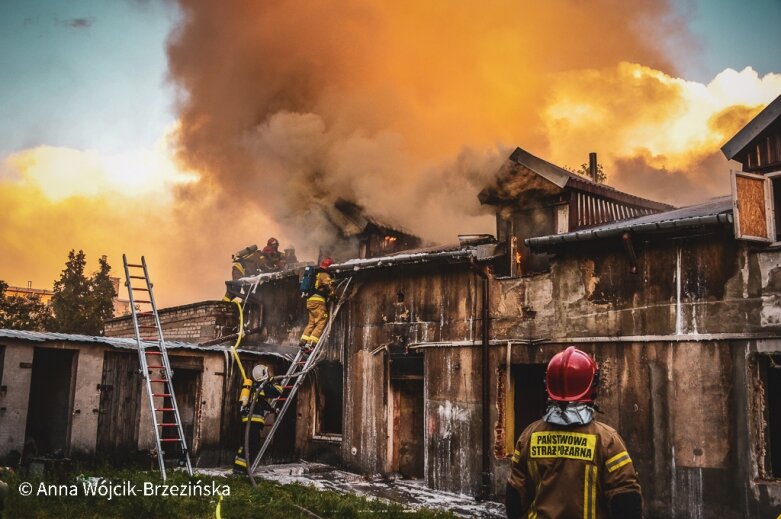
[526,195,733,248]
[328,198,418,238]
[231,241,500,284]
[0,329,293,359]
[479,147,673,212]
[721,95,781,160]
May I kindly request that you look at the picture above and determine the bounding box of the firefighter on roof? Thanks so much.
[259,237,286,272]
[506,347,642,519]
[299,257,334,350]
[233,364,283,474]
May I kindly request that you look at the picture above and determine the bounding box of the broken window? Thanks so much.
[382,235,398,251]
[505,364,548,453]
[315,361,343,437]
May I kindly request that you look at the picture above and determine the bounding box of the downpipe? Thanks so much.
[471,259,492,499]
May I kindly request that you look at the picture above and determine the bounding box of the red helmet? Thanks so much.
[546,347,599,403]
[320,257,333,269]
[267,237,279,247]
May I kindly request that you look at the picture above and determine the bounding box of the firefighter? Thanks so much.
[506,347,642,519]
[299,257,334,350]
[233,364,283,474]
[259,237,285,272]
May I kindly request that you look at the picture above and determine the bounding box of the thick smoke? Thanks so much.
[166,0,681,253]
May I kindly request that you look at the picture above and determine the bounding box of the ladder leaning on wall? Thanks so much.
[122,254,193,480]
[247,277,352,474]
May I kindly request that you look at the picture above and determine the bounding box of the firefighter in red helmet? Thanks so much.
[506,347,642,519]
[259,237,285,272]
[299,257,334,351]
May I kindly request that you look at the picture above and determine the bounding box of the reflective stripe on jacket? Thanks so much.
[508,419,641,519]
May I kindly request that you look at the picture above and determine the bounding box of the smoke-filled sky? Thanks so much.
[1,0,780,307]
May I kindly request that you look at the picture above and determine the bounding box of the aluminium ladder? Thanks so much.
[249,278,352,474]
[123,255,193,480]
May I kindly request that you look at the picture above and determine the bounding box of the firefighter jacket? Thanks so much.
[308,269,333,303]
[508,418,641,519]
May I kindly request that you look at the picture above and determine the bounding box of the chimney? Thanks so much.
[588,152,598,182]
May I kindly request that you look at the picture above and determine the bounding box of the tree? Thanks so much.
[0,280,52,331]
[49,250,116,335]
[86,255,117,334]
[566,162,607,183]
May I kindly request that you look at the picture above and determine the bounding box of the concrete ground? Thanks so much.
[198,462,505,518]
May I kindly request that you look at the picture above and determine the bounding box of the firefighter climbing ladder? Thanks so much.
[248,278,352,474]
[122,255,194,481]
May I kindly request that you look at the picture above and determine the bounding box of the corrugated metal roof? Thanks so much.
[0,329,291,358]
[526,196,733,248]
[721,95,781,160]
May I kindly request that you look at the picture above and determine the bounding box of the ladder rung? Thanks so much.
[146,351,162,355]
[276,397,287,401]
[155,408,175,411]
[160,438,181,442]
[153,393,172,397]
[132,287,150,291]
[148,365,165,369]
[127,263,144,268]
[135,299,152,304]
[158,423,178,427]
[284,385,294,389]
[129,275,147,280]
[150,379,169,383]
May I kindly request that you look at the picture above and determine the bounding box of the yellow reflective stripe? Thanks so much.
[511,449,521,463]
[308,294,326,302]
[527,460,541,519]
[583,464,597,519]
[583,465,589,519]
[233,262,245,275]
[605,450,629,465]
[300,334,311,341]
[233,458,247,467]
[609,457,632,472]
[215,494,223,519]
[606,451,632,472]
[591,465,597,519]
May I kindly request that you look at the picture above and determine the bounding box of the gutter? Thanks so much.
[331,249,475,274]
[525,213,733,248]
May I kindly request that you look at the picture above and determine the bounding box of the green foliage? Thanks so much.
[0,280,51,331]
[3,468,458,519]
[49,250,116,335]
[566,162,606,183]
[85,256,117,335]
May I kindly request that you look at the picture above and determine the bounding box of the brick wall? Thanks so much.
[104,300,237,342]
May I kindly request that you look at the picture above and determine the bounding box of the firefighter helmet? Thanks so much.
[320,257,333,269]
[267,237,279,248]
[252,364,270,382]
[546,347,599,403]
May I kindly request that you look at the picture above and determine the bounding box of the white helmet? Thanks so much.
[251,364,270,382]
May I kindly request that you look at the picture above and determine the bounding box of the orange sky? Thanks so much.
[2,0,781,307]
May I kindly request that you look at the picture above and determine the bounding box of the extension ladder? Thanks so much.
[249,278,352,473]
[123,255,193,480]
